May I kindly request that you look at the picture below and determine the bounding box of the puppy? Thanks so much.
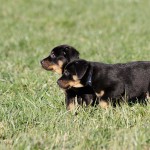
[41,45,97,110]
[57,59,150,108]
[41,44,79,74]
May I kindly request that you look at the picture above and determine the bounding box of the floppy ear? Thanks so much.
[64,46,80,61]
[74,60,89,79]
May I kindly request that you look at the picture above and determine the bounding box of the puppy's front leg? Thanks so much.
[77,96,83,106]
[146,91,150,98]
[80,94,97,106]
[65,90,76,111]
[99,99,109,109]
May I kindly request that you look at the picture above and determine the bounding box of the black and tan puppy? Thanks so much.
[41,45,96,110]
[41,45,79,74]
[57,59,150,108]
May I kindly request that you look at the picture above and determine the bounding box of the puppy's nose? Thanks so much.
[57,79,62,86]
[40,60,44,65]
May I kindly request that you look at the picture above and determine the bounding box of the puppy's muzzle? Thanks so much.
[57,79,69,89]
[40,60,45,66]
[40,60,53,71]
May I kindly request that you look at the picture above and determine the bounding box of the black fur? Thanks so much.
[40,45,96,110]
[40,44,79,72]
[58,59,150,105]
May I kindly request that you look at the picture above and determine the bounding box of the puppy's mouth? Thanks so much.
[41,59,64,74]
[57,80,71,89]
[57,79,84,89]
[42,62,63,74]
[60,85,71,90]
[41,65,53,71]
[41,60,53,70]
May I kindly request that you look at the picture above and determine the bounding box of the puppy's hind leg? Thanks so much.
[147,85,150,103]
[146,92,150,100]
[138,93,147,105]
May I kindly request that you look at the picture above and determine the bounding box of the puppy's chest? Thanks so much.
[93,76,109,87]
[72,86,94,95]
[95,90,105,97]
[92,80,117,97]
[93,84,106,98]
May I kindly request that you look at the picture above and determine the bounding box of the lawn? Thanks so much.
[0,0,150,149]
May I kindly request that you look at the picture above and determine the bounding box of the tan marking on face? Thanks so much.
[96,90,105,97]
[72,75,78,81]
[59,74,83,89]
[58,79,83,89]
[57,80,69,89]
[69,80,83,88]
[99,100,109,109]
[48,65,53,69]
[53,65,62,74]
[52,60,63,74]
[63,75,83,88]
[67,102,75,111]
[48,64,62,74]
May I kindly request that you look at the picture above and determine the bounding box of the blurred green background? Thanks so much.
[0,0,150,149]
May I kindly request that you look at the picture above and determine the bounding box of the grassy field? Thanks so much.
[0,0,150,149]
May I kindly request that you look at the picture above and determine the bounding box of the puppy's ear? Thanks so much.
[74,60,89,79]
[64,46,80,61]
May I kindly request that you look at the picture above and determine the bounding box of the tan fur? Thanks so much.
[72,75,78,81]
[96,90,105,97]
[52,65,62,74]
[48,65,53,70]
[59,75,83,88]
[67,102,75,111]
[99,100,109,109]
[48,64,62,74]
[69,81,84,88]
[47,60,64,74]
[58,60,63,68]
[68,75,83,87]
[146,92,150,100]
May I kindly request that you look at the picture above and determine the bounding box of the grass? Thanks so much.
[0,0,150,149]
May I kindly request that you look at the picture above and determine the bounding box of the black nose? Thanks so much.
[40,60,44,65]
[57,79,62,85]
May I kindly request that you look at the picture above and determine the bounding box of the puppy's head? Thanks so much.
[40,45,79,74]
[57,59,89,89]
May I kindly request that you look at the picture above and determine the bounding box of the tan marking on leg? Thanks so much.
[146,92,150,101]
[67,102,75,111]
[99,100,109,109]
[96,90,105,97]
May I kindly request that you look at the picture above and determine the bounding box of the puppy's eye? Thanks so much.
[63,51,66,56]
[64,47,69,50]
[64,70,69,76]
[51,53,55,58]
